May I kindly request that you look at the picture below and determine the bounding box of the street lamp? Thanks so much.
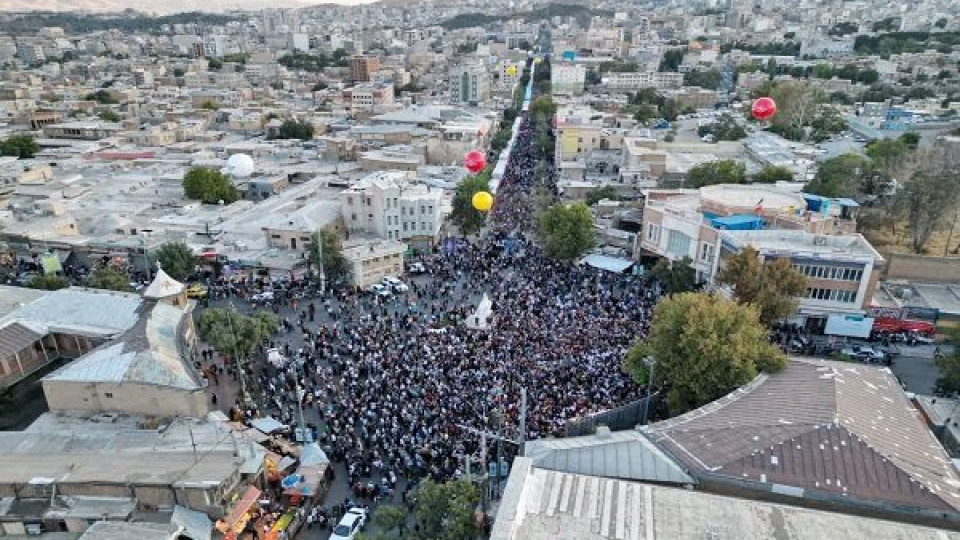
[641,357,656,426]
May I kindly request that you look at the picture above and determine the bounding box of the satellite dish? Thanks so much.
[222,153,255,178]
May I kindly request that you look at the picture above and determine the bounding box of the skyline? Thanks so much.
[0,0,383,15]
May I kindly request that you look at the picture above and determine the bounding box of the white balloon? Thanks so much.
[224,153,255,178]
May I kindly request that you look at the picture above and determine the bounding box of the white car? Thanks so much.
[369,283,392,298]
[329,507,367,540]
[382,276,409,293]
[409,262,427,274]
[251,291,274,302]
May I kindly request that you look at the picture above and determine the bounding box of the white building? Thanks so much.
[602,71,684,91]
[339,171,448,247]
[203,35,227,58]
[450,61,490,104]
[342,239,407,288]
[291,33,310,53]
[551,62,587,95]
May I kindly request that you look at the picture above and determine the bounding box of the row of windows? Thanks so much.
[793,264,864,282]
[400,205,433,216]
[806,287,858,303]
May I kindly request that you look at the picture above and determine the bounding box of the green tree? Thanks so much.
[584,186,622,206]
[413,479,480,540]
[659,47,686,72]
[687,159,747,187]
[154,241,196,281]
[0,134,39,159]
[934,330,960,396]
[207,58,223,71]
[182,166,239,205]
[273,120,315,140]
[806,154,876,198]
[84,89,118,104]
[87,266,131,292]
[450,173,490,235]
[310,81,328,91]
[902,166,960,253]
[649,257,696,294]
[200,101,218,111]
[716,246,808,325]
[536,202,596,260]
[623,293,786,415]
[98,109,120,122]
[197,308,278,362]
[622,292,787,414]
[697,113,746,141]
[28,274,69,290]
[372,504,407,538]
[751,165,794,183]
[683,68,723,89]
[307,229,352,286]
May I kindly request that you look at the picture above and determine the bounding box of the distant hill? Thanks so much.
[0,0,375,15]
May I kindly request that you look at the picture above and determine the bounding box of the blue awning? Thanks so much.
[711,214,765,230]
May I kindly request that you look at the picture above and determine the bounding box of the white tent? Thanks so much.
[466,293,494,330]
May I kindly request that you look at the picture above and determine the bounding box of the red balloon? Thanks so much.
[464,150,486,174]
[752,97,777,120]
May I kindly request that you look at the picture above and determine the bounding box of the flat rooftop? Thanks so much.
[721,229,884,263]
[492,458,960,540]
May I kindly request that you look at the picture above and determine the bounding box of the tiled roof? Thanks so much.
[647,358,960,512]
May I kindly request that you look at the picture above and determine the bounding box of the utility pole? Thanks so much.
[225,302,251,407]
[293,360,312,443]
[518,387,527,456]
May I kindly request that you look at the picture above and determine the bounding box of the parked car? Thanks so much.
[186,283,208,299]
[329,507,367,540]
[368,283,392,298]
[251,290,275,302]
[382,276,409,293]
[841,345,890,363]
[409,262,427,274]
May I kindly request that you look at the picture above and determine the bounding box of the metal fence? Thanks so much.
[564,394,657,437]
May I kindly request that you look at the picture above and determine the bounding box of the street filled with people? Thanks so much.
[186,111,661,535]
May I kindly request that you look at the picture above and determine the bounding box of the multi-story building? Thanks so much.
[340,82,395,112]
[350,54,380,83]
[42,121,121,140]
[16,42,45,65]
[450,61,490,104]
[551,62,586,95]
[554,106,626,180]
[640,184,878,328]
[601,71,683,91]
[202,34,227,58]
[339,171,447,247]
[342,239,407,288]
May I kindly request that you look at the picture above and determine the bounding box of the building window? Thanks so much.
[271,234,282,239]
[351,213,357,221]
[347,197,353,205]
[104,392,113,398]
[646,223,660,243]
[666,230,691,257]
[421,222,427,231]
[420,205,426,215]
[428,205,434,214]
[700,243,714,263]
[368,214,373,220]
[403,222,408,231]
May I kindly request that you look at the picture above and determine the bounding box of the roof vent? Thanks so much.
[596,425,611,438]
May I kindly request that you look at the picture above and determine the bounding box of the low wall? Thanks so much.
[884,253,960,284]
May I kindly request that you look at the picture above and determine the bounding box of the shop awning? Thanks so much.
[282,465,324,497]
[251,416,286,434]
[216,485,261,534]
[172,505,213,540]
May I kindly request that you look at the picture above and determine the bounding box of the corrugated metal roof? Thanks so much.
[0,322,43,358]
[1,287,142,337]
[647,358,960,512]
[525,430,693,485]
[43,302,201,390]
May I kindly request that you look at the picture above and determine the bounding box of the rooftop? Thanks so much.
[491,458,960,540]
[0,287,143,338]
[646,358,960,513]
[721,229,884,263]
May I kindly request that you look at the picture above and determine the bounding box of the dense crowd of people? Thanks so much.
[211,108,659,527]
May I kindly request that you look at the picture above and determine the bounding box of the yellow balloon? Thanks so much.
[506,65,518,76]
[472,191,493,212]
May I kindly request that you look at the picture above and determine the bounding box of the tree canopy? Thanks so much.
[84,89,118,104]
[27,274,69,291]
[935,330,960,397]
[154,241,196,282]
[537,202,596,260]
[697,113,746,141]
[622,292,787,415]
[0,134,38,159]
[687,159,747,187]
[716,246,808,325]
[805,153,877,199]
[450,173,490,235]
[412,479,480,540]
[649,257,697,294]
[196,309,278,361]
[308,229,352,287]
[584,186,623,206]
[751,165,795,184]
[182,167,239,205]
[683,68,723,90]
[272,120,315,141]
[87,266,132,292]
